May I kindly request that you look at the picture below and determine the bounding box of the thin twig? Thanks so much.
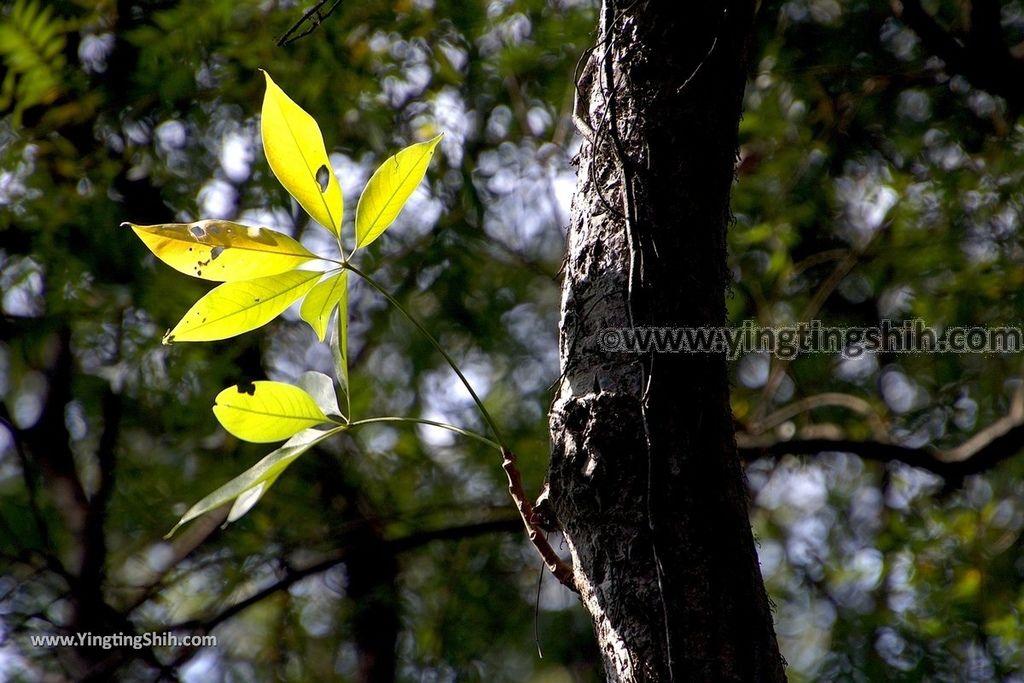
[276,0,345,47]
[343,264,577,589]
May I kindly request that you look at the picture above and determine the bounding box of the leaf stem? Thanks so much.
[338,266,575,592]
[347,416,500,450]
[331,314,351,419]
[343,263,507,449]
[336,235,348,264]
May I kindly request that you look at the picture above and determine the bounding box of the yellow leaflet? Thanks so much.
[165,426,343,537]
[126,220,317,281]
[355,134,443,249]
[213,380,330,443]
[300,270,350,405]
[300,270,347,342]
[164,270,322,343]
[261,70,344,237]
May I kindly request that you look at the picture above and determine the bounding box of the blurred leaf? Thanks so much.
[127,220,319,281]
[355,134,442,249]
[164,270,322,343]
[261,70,344,237]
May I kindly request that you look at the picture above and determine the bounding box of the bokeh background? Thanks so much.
[3,0,1024,680]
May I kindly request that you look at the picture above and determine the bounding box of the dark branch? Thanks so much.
[738,421,1024,483]
[79,379,123,602]
[389,517,522,552]
[0,408,69,580]
[22,327,89,544]
[276,0,345,47]
[741,383,1024,483]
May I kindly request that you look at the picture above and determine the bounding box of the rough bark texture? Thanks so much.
[548,3,787,680]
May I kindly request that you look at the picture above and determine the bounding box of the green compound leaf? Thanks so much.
[164,270,322,343]
[261,70,343,237]
[355,134,442,249]
[212,380,332,443]
[126,220,317,281]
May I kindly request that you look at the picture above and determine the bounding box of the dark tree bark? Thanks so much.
[547,3,786,680]
[314,454,400,683]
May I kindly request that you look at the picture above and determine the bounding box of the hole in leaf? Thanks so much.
[190,225,205,238]
[315,164,330,192]
[236,382,257,396]
[210,246,225,260]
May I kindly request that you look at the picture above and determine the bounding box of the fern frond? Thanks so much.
[0,0,68,123]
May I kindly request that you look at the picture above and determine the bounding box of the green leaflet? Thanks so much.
[164,426,344,537]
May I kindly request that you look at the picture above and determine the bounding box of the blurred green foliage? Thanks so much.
[3,0,1024,681]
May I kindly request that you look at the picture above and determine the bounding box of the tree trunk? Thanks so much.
[547,3,787,680]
